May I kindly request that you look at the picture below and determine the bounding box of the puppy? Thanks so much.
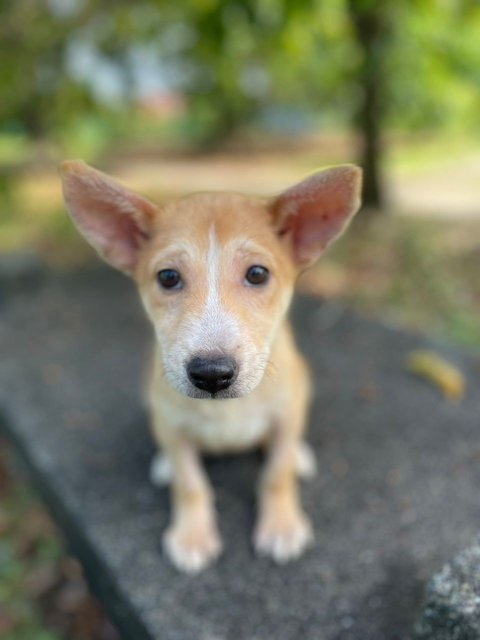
[60,161,362,573]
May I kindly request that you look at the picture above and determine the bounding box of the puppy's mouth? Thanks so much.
[185,386,245,400]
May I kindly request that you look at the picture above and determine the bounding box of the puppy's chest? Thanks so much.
[180,400,272,452]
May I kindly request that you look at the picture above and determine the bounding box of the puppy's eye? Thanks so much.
[157,269,182,289]
[245,265,269,286]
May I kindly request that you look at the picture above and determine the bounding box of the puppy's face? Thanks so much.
[136,194,296,398]
[60,162,361,399]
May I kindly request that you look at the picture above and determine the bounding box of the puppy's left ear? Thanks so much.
[271,165,362,268]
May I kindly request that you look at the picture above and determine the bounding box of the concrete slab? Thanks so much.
[1,265,480,640]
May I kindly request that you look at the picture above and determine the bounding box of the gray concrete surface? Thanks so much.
[1,264,480,640]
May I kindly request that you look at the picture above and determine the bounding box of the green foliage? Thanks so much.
[385,0,480,131]
[0,0,479,208]
[1,0,478,148]
[0,0,95,139]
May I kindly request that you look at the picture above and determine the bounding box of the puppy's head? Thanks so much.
[60,161,361,399]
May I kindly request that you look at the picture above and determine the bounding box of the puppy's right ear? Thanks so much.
[60,160,158,274]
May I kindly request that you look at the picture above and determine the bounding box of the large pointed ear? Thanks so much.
[271,165,362,268]
[59,160,158,274]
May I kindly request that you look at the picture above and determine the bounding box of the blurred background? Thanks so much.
[0,0,479,638]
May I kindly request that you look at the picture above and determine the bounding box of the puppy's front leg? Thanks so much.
[254,427,313,563]
[162,437,222,573]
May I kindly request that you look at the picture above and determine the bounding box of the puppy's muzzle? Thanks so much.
[187,356,238,395]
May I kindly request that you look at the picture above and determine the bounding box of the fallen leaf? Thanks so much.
[406,349,465,401]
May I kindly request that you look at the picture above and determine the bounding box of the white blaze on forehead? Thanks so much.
[206,224,221,315]
[186,224,241,354]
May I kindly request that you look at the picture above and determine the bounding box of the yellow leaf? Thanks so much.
[406,349,466,401]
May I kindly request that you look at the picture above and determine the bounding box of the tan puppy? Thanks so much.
[60,161,362,573]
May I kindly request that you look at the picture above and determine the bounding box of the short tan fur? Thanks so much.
[60,160,362,573]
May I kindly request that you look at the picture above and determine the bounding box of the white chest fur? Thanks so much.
[155,392,274,453]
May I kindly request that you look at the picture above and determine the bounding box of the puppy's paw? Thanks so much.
[163,523,223,574]
[150,452,172,487]
[254,510,313,564]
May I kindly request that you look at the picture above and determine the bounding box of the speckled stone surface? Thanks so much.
[415,540,480,639]
[1,264,480,640]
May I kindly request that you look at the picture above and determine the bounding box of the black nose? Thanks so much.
[187,356,238,394]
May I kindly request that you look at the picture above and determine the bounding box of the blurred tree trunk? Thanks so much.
[347,0,390,212]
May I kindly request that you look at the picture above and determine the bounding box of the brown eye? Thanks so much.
[245,265,269,286]
[157,269,182,289]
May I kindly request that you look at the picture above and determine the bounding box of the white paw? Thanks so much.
[295,441,317,481]
[163,524,223,574]
[254,511,314,564]
[150,452,172,487]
